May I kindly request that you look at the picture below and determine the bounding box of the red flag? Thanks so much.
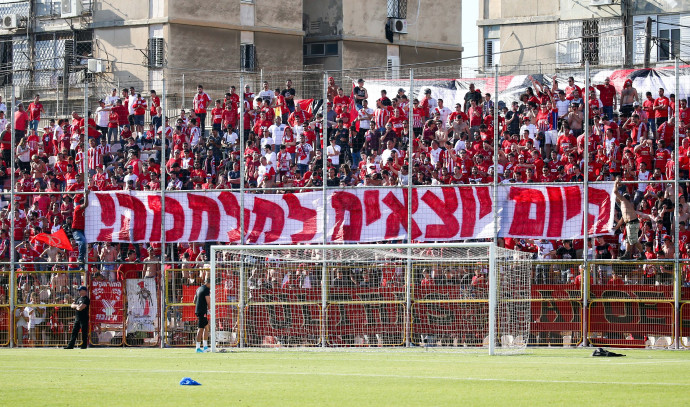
[349,81,360,131]
[296,99,314,114]
[32,228,74,250]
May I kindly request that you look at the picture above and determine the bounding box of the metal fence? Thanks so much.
[0,59,689,348]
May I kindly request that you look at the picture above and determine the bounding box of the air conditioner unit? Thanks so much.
[590,0,613,6]
[390,18,408,34]
[2,14,18,29]
[61,0,83,18]
[87,58,105,73]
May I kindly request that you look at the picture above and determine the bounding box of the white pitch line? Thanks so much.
[3,366,689,387]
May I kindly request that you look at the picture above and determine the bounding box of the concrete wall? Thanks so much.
[254,32,304,72]
[342,41,387,71]
[255,0,303,31]
[405,0,461,46]
[93,0,152,24]
[94,26,150,89]
[498,22,557,74]
[399,46,461,67]
[499,0,557,19]
[341,0,387,38]
[168,0,241,26]
[168,24,240,70]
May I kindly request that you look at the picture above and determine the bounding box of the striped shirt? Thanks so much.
[373,108,390,129]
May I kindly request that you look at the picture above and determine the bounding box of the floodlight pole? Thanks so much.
[238,75,246,349]
[159,77,167,348]
[582,60,590,347]
[674,58,680,349]
[321,72,328,348]
[8,84,15,348]
[405,69,414,347]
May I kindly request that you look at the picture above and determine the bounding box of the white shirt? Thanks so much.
[358,107,374,129]
[435,106,452,129]
[297,143,312,165]
[327,144,341,165]
[105,95,119,106]
[429,147,443,165]
[123,173,138,185]
[269,124,285,145]
[381,148,399,164]
[189,127,200,147]
[223,131,238,148]
[128,95,137,115]
[0,102,6,114]
[555,99,570,118]
[0,118,7,132]
[257,164,271,185]
[264,151,277,170]
[454,139,467,153]
[258,90,274,104]
[260,136,275,151]
[95,107,109,127]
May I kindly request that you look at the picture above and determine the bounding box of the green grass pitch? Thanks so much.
[1,348,689,406]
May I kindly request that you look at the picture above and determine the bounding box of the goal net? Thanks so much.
[209,243,532,354]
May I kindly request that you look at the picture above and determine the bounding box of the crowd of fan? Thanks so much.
[0,74,688,291]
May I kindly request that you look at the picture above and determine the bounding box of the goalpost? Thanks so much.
[209,243,532,355]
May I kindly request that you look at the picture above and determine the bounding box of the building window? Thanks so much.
[387,0,407,19]
[484,26,500,69]
[304,42,338,57]
[240,43,255,72]
[387,56,400,79]
[658,28,680,61]
[310,43,325,56]
[325,43,338,56]
[484,39,499,68]
[582,19,599,65]
[148,38,164,68]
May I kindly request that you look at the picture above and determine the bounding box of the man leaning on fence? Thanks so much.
[65,286,89,349]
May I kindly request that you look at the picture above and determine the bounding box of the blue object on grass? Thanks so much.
[180,377,202,386]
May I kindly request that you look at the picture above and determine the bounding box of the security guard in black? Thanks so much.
[65,286,90,349]
[195,283,210,329]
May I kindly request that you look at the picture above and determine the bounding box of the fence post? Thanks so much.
[674,58,680,349]
[238,75,246,349]
[582,60,590,347]
[321,72,328,348]
[8,84,15,348]
[405,68,414,347]
[493,64,499,245]
[160,76,167,348]
[181,74,185,108]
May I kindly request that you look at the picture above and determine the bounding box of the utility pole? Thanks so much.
[643,17,652,68]
[621,0,633,68]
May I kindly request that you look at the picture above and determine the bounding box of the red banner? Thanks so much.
[86,184,615,244]
[89,281,123,324]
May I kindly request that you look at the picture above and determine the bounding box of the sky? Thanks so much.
[462,0,480,70]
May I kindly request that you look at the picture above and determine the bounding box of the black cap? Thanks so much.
[78,286,87,292]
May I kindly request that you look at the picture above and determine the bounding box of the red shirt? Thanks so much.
[594,84,616,107]
[654,96,670,118]
[113,105,129,125]
[150,95,160,116]
[72,204,85,230]
[132,97,147,116]
[211,107,223,125]
[28,102,43,121]
[14,110,28,131]
[193,92,212,114]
